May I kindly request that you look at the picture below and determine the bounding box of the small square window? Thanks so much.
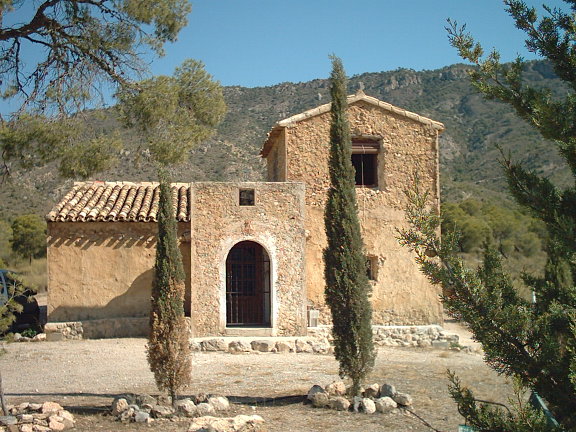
[239,189,255,206]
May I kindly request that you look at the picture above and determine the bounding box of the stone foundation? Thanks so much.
[42,322,460,352]
[192,324,461,354]
[44,317,150,340]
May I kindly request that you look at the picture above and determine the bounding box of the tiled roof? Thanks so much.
[46,182,190,222]
[261,90,445,157]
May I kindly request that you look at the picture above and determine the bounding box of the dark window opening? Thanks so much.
[351,137,380,187]
[239,189,255,206]
[352,153,377,186]
[366,256,378,281]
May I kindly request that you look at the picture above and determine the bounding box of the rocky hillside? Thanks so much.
[0,60,568,219]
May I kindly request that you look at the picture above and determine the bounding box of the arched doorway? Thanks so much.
[225,241,271,327]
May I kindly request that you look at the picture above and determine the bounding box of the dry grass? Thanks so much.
[10,257,47,292]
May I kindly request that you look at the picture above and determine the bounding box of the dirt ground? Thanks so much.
[0,323,512,432]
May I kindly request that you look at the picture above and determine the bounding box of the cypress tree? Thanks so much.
[147,170,191,407]
[323,56,376,397]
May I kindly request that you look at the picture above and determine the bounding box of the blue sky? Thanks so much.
[151,0,568,88]
[0,0,568,114]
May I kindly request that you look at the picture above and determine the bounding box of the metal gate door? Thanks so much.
[226,241,270,326]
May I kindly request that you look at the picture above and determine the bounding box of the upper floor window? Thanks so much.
[352,137,380,187]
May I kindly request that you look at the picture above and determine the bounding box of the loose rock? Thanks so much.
[209,396,230,411]
[375,397,397,413]
[361,398,376,414]
[201,338,227,351]
[250,340,275,352]
[311,392,330,408]
[17,414,34,423]
[275,341,294,353]
[48,416,66,431]
[188,414,265,432]
[111,398,129,416]
[379,383,396,398]
[119,407,135,422]
[325,381,346,396]
[228,341,251,353]
[329,396,350,411]
[175,399,197,417]
[134,411,151,423]
[135,394,157,407]
[307,385,326,402]
[0,416,17,426]
[393,392,413,406]
[41,402,63,414]
[363,383,380,398]
[194,393,209,404]
[196,402,216,416]
[151,404,175,418]
[293,339,311,353]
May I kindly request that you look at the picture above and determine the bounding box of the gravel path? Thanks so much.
[1,332,511,432]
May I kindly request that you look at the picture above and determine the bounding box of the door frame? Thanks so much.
[219,237,276,332]
[225,240,270,327]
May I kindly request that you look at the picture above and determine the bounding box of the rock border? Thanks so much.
[307,381,413,415]
[110,393,231,423]
[26,323,479,355]
[1,401,75,432]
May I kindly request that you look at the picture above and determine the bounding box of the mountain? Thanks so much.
[0,60,568,220]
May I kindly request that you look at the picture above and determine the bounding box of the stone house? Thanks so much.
[46,90,444,338]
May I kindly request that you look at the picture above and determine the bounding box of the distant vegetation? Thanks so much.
[0,59,566,282]
[0,59,567,218]
[0,214,47,292]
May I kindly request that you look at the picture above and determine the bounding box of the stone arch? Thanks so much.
[224,240,271,327]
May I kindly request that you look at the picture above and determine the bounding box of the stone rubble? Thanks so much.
[186,324,466,356]
[110,393,231,423]
[12,333,48,343]
[306,381,413,415]
[24,323,474,355]
[0,401,75,432]
[188,415,265,432]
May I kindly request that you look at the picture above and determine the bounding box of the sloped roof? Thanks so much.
[260,90,445,157]
[46,182,190,222]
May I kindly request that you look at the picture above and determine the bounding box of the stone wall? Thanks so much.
[266,129,287,182]
[189,182,307,337]
[267,100,443,325]
[47,221,191,323]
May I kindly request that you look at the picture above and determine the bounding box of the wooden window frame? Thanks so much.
[352,137,380,188]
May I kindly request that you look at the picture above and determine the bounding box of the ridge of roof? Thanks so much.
[260,90,444,157]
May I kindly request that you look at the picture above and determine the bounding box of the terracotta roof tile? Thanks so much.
[46,182,190,222]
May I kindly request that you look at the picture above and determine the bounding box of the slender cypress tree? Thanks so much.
[323,56,376,397]
[147,170,191,407]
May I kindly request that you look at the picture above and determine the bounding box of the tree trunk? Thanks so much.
[0,369,7,415]
[170,388,177,409]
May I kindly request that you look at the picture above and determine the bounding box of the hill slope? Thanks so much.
[0,60,568,219]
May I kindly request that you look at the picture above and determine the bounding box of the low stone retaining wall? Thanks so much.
[40,322,461,353]
[309,324,460,349]
[44,318,148,340]
[192,324,460,354]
